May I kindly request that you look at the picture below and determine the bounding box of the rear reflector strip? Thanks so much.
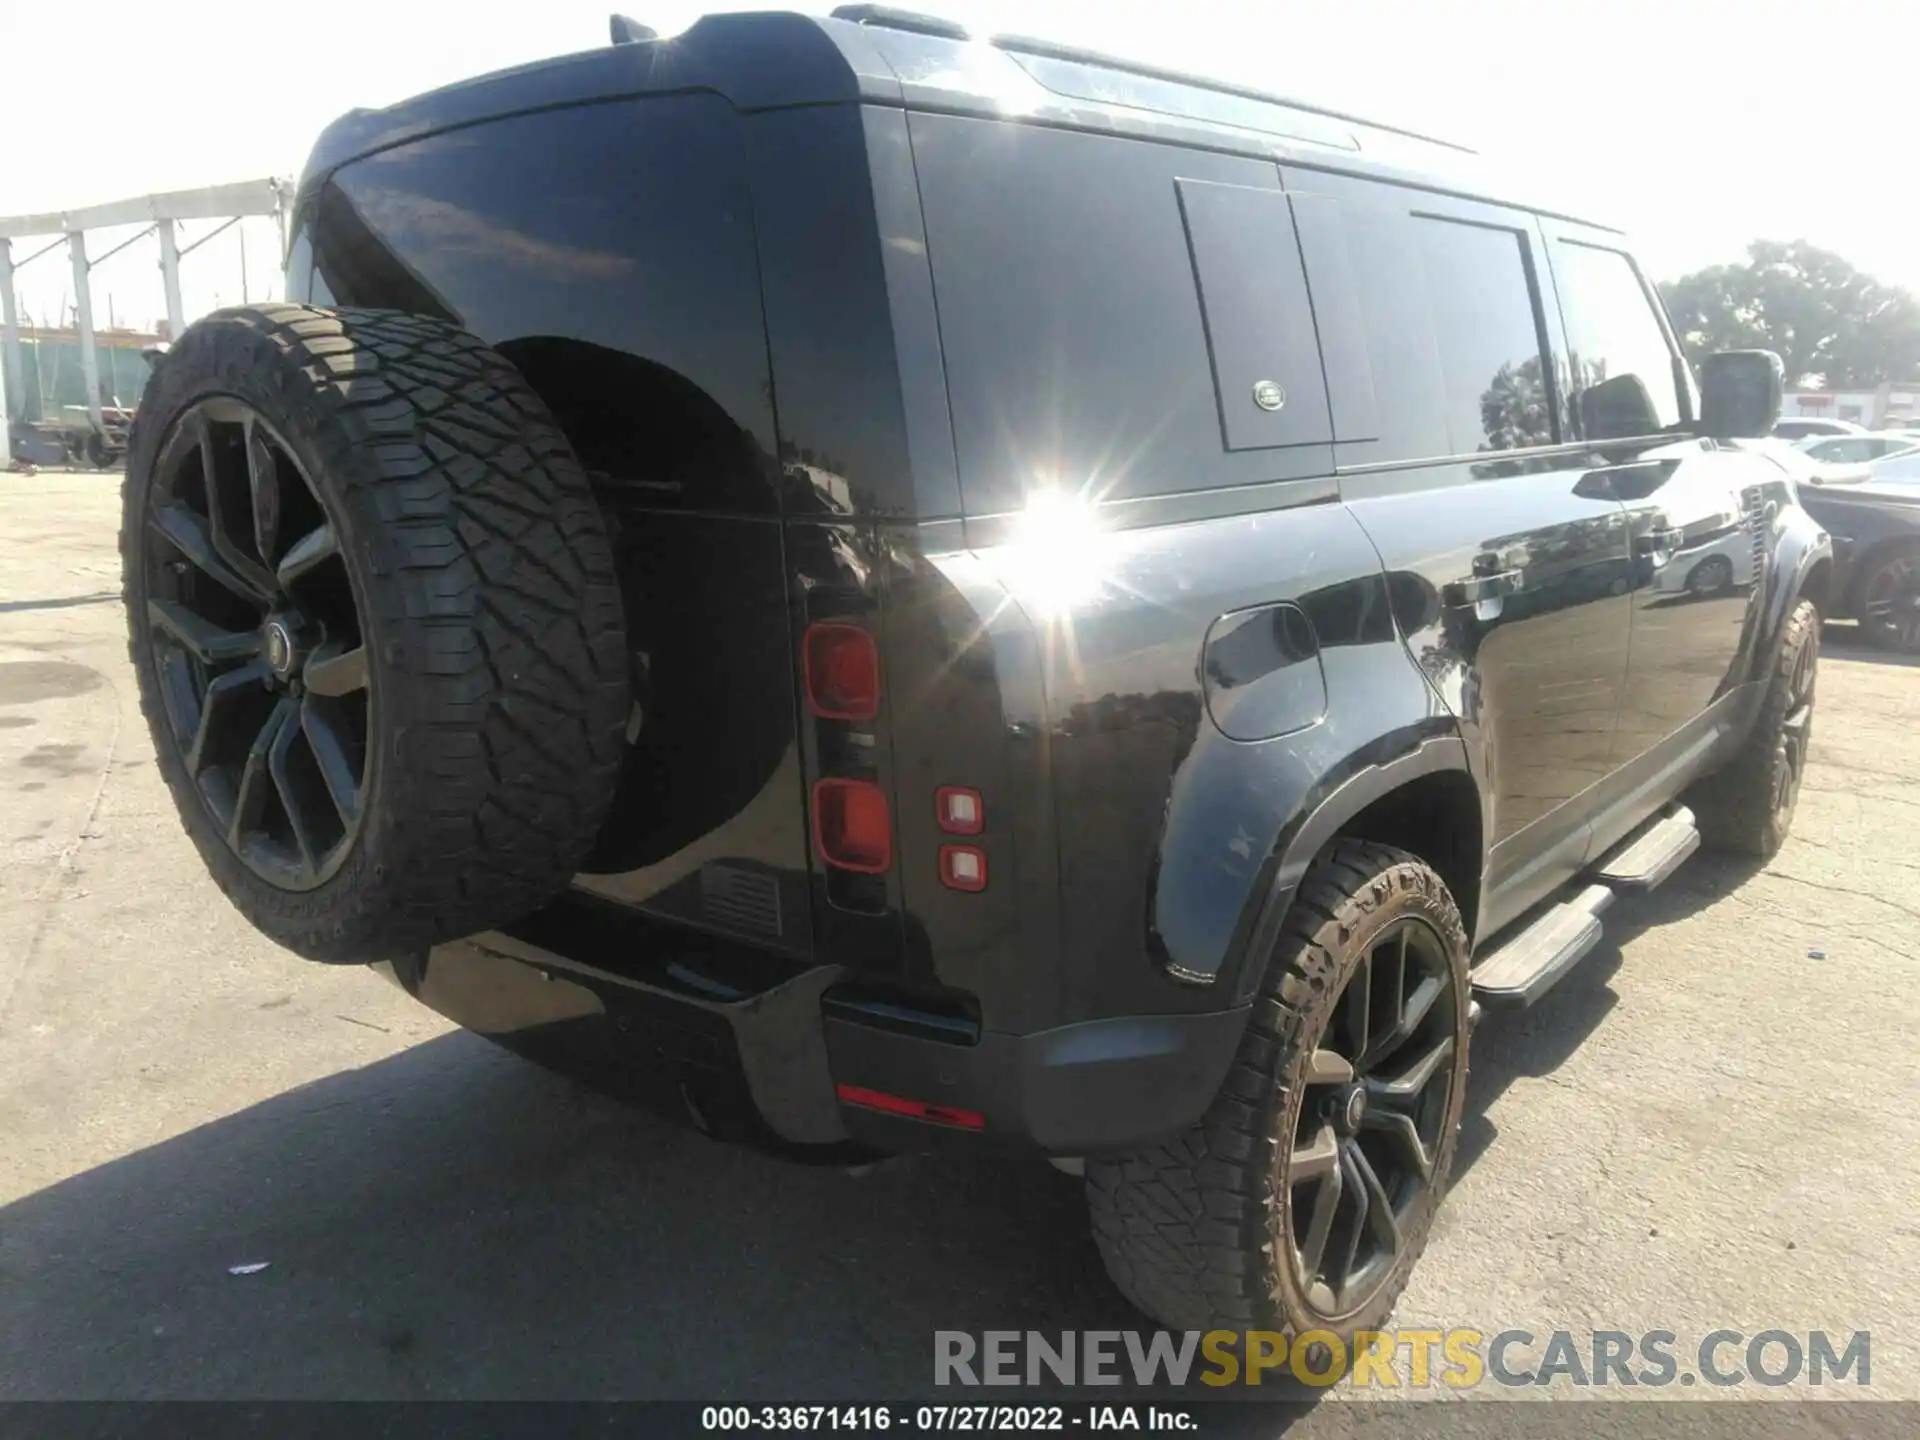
[939,844,988,892]
[812,777,892,873]
[835,1083,985,1130]
[935,786,984,835]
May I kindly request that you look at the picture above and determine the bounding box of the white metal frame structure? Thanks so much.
[1,179,292,436]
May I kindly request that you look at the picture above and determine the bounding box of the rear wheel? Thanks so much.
[123,305,630,961]
[1858,546,1920,653]
[1686,554,1734,597]
[1692,598,1817,857]
[1086,841,1470,1336]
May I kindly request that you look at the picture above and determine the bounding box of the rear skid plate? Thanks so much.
[1472,807,1700,1011]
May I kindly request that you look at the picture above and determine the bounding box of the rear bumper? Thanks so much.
[393,910,1249,1157]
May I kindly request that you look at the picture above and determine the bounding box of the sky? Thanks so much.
[1,0,1913,334]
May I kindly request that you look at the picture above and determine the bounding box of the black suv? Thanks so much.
[122,9,1830,1339]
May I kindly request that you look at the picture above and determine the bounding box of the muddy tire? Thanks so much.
[122,305,629,962]
[1691,598,1817,858]
[1086,840,1471,1337]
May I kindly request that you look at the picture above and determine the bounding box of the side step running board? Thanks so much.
[1472,806,1702,1012]
[1593,805,1700,892]
[1472,884,1615,1011]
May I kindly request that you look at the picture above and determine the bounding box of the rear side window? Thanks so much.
[1288,179,1555,466]
[909,114,1336,515]
[1412,219,1555,456]
[1550,241,1682,436]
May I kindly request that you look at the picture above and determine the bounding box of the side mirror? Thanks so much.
[1578,373,1659,441]
[1698,350,1783,439]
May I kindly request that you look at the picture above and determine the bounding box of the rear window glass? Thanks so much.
[1412,218,1555,456]
[1290,180,1554,466]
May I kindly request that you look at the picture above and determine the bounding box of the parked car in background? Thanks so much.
[1773,416,1869,440]
[1796,432,1920,465]
[1795,458,1920,651]
[1747,438,1874,489]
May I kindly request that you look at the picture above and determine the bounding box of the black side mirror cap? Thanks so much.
[1697,350,1783,440]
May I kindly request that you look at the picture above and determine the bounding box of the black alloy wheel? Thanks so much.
[1860,551,1920,653]
[1285,915,1460,1321]
[141,396,368,892]
[1772,617,1816,822]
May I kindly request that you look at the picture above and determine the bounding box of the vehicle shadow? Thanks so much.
[1453,849,1766,1177]
[0,866,1767,1412]
[1821,620,1919,668]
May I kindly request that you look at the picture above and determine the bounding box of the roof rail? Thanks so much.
[820,7,1476,157]
[830,5,969,41]
[989,33,1476,156]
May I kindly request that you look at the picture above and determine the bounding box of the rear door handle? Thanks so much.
[1443,570,1521,607]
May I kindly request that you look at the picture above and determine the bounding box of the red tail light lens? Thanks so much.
[804,622,880,720]
[812,778,892,873]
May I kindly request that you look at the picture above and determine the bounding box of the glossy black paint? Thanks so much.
[286,10,1829,1154]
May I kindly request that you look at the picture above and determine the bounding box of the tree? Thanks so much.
[1659,240,1920,389]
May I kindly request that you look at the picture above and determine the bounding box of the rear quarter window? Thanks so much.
[908,115,1336,516]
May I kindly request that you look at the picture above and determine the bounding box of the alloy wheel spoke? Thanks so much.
[1363,1110,1434,1182]
[146,598,260,668]
[149,503,272,604]
[1363,970,1442,1069]
[276,523,339,591]
[1330,1142,1371,1295]
[227,700,294,849]
[185,662,270,774]
[245,420,283,565]
[1344,951,1372,1057]
[1291,1122,1340,1181]
[1306,1049,1355,1086]
[304,643,368,698]
[196,414,278,594]
[1347,1140,1403,1257]
[267,706,321,876]
[1365,1034,1455,1112]
[302,698,362,829]
[1294,1134,1345,1283]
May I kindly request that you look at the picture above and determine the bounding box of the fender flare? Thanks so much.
[1224,731,1475,1007]
[1755,506,1831,675]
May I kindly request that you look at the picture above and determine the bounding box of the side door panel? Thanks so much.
[1536,226,1764,818]
[1283,168,1634,938]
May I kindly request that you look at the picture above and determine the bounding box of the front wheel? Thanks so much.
[1691,598,1818,857]
[1086,840,1471,1336]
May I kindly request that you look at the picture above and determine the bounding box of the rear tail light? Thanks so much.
[935,786,983,835]
[836,1083,984,1130]
[804,622,880,720]
[812,778,892,873]
[939,845,988,892]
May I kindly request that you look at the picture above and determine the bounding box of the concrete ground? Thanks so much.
[3,469,1917,1415]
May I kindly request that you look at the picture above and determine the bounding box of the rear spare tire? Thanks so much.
[122,305,629,961]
